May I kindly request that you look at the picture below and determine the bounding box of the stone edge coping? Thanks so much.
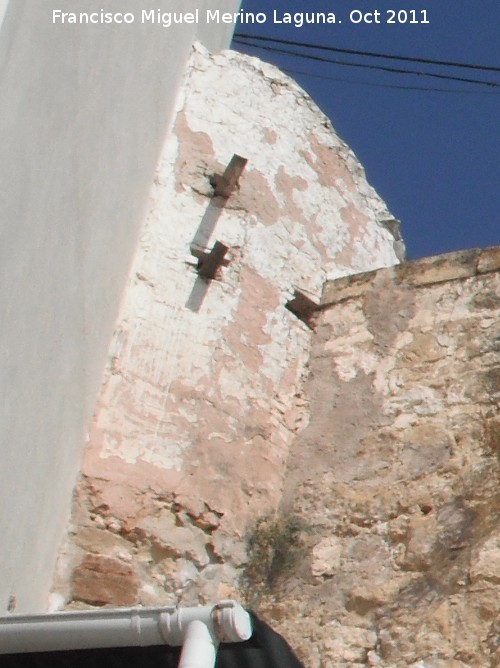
[321,246,500,308]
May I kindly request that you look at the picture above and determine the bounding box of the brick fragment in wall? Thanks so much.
[71,554,139,607]
[51,44,403,609]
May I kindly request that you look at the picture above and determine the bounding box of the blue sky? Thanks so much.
[232,0,499,259]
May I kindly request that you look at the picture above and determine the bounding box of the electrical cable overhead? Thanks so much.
[234,38,500,88]
[234,33,500,73]
[281,67,500,96]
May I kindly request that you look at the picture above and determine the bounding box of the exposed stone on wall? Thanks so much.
[51,45,401,610]
[259,247,500,667]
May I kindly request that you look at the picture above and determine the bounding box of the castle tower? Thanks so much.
[51,46,403,609]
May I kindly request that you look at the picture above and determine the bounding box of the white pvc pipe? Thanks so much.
[0,600,252,656]
[0,607,163,653]
[177,620,217,668]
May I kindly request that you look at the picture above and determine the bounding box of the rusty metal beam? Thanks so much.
[210,155,248,198]
[285,289,320,329]
[191,241,229,280]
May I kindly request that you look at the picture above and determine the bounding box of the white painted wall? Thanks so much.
[0,0,9,27]
[0,0,238,612]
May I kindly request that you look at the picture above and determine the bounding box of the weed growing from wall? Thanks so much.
[240,513,306,606]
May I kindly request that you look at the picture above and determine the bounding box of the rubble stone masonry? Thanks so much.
[268,247,500,667]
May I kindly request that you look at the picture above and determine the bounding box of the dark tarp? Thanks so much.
[1,612,306,668]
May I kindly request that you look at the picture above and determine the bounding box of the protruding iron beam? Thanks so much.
[285,289,320,329]
[210,155,248,198]
[191,241,230,280]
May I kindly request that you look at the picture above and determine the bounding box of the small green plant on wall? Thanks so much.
[241,513,306,606]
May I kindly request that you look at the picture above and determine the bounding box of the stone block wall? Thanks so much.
[265,247,500,667]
